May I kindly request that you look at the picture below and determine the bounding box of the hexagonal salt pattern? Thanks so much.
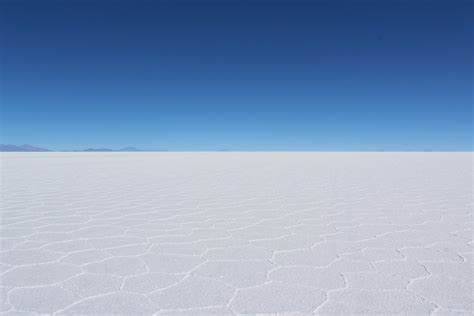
[1,152,472,315]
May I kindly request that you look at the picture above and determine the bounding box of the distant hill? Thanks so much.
[0,144,51,152]
[1,144,164,152]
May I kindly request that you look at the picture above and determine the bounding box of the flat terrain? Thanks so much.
[0,152,472,315]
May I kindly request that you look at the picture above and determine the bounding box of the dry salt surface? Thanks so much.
[0,152,472,315]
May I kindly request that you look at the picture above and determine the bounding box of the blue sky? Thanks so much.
[2,0,472,151]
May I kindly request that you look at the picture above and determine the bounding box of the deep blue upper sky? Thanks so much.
[2,0,472,150]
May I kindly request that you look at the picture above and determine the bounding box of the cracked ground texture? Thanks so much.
[0,152,472,315]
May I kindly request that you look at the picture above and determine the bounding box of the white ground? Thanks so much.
[0,152,472,315]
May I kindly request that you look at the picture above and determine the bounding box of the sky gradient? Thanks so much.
[2,0,472,151]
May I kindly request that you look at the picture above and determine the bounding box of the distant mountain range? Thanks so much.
[0,144,154,152]
[0,144,52,152]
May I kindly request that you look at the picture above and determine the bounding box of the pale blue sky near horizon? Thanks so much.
[2,0,472,151]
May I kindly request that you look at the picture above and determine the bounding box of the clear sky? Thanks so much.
[2,0,472,151]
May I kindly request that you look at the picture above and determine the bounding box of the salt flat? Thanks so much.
[0,152,472,315]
